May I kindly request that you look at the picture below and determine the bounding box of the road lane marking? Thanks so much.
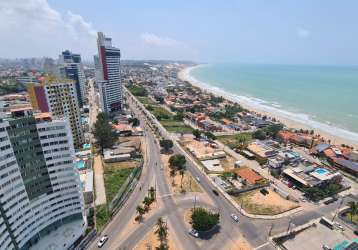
[158,193,173,198]
[254,242,270,250]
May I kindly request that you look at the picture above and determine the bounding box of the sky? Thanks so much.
[1,0,358,64]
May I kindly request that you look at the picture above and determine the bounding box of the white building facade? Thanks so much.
[0,109,86,250]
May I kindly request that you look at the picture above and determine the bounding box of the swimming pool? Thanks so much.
[76,160,86,170]
[314,168,329,175]
[82,143,91,150]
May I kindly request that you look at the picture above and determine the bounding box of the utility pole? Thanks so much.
[332,196,344,222]
[193,195,197,210]
[287,216,293,233]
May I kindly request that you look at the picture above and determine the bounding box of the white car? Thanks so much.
[196,177,200,182]
[188,229,199,238]
[231,213,239,222]
[334,223,344,231]
[97,235,108,248]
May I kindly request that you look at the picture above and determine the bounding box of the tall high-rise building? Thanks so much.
[27,79,84,149]
[95,32,122,113]
[0,108,86,249]
[58,50,86,108]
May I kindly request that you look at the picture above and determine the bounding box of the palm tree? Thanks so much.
[179,169,185,189]
[149,186,156,201]
[143,196,152,211]
[170,169,176,186]
[136,205,145,221]
[348,201,358,222]
[155,218,168,247]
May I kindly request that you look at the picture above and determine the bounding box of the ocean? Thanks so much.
[187,63,358,143]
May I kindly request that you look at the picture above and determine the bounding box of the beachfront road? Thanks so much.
[88,89,349,250]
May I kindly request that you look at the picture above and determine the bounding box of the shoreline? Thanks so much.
[178,65,358,148]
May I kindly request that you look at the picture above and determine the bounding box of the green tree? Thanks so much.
[149,186,156,201]
[143,196,152,211]
[193,129,201,139]
[232,172,238,180]
[348,201,358,222]
[169,154,186,169]
[160,139,173,152]
[135,205,145,221]
[205,131,216,140]
[191,207,220,231]
[155,217,168,250]
[253,129,266,140]
[173,112,184,121]
[94,112,117,154]
[263,124,284,138]
[179,167,186,189]
[129,117,140,126]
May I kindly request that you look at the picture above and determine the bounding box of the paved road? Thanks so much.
[89,89,350,250]
[124,89,354,250]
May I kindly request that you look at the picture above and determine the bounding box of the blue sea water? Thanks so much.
[188,63,358,141]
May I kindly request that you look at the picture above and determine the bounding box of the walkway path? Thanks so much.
[94,155,106,206]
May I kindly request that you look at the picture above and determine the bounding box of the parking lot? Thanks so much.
[282,221,356,250]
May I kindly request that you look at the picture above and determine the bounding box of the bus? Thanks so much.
[320,217,334,230]
[241,150,255,160]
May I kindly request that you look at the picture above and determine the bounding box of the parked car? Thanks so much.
[334,222,344,231]
[260,188,269,196]
[231,213,239,222]
[188,229,199,238]
[97,235,108,248]
[212,189,219,196]
[322,245,331,250]
[196,177,200,182]
[324,197,338,205]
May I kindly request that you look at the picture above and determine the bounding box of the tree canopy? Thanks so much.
[191,207,220,232]
[193,129,201,139]
[169,154,186,170]
[94,112,117,153]
[160,139,173,152]
[253,129,266,140]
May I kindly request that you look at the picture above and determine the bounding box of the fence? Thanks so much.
[108,161,143,213]
[74,229,97,250]
[227,183,270,196]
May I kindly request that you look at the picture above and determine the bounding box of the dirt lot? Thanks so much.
[133,220,178,250]
[182,137,216,156]
[233,189,299,215]
[220,155,238,171]
[161,154,202,193]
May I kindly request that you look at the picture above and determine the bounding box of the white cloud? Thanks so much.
[0,0,97,58]
[141,33,185,48]
[296,27,311,39]
[66,11,97,40]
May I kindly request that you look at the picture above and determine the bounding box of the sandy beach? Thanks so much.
[178,65,358,148]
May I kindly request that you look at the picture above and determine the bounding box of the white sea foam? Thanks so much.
[181,65,358,144]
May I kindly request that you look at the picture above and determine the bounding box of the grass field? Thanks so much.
[137,96,156,105]
[104,162,136,204]
[217,133,253,149]
[96,204,110,232]
[161,120,194,134]
[343,212,358,225]
[150,106,173,120]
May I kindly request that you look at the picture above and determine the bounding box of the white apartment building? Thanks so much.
[0,108,85,250]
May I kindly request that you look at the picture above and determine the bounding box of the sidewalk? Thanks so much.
[94,155,107,206]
